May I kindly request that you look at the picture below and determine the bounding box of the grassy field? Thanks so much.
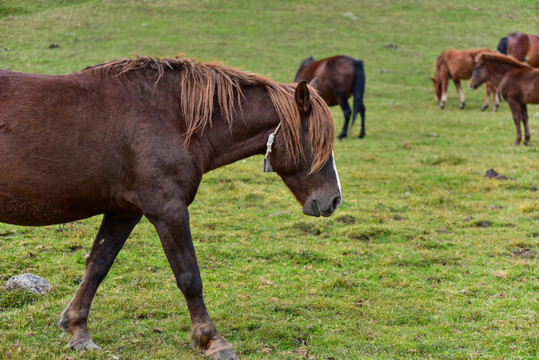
[1,0,538,359]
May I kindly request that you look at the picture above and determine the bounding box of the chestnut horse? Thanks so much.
[497,32,539,67]
[431,48,499,111]
[471,53,539,145]
[0,56,342,359]
[294,55,366,140]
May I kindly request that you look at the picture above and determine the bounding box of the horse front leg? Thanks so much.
[521,104,530,145]
[147,202,237,360]
[440,78,449,109]
[59,213,142,350]
[336,100,352,140]
[486,83,499,112]
[481,84,491,111]
[507,100,523,145]
[454,80,465,109]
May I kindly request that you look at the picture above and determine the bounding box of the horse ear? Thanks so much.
[295,81,310,112]
[309,77,318,90]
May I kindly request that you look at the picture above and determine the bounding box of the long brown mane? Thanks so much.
[476,53,533,68]
[86,56,334,174]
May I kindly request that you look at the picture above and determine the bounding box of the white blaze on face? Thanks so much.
[331,151,342,196]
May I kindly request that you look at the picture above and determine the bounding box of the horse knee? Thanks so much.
[177,271,203,298]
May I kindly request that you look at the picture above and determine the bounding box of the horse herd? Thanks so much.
[295,33,539,146]
[431,32,539,145]
[0,32,537,360]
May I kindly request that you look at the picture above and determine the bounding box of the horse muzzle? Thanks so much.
[302,193,342,217]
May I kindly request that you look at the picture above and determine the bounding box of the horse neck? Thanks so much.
[484,61,517,86]
[201,86,281,172]
[434,59,447,82]
[294,66,308,82]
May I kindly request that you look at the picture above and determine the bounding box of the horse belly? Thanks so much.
[0,150,131,226]
[0,189,104,226]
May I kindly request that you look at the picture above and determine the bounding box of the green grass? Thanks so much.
[0,0,538,359]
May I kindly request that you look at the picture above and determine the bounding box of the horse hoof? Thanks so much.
[204,345,238,360]
[459,103,465,110]
[358,133,365,139]
[67,339,101,351]
[481,104,488,111]
[337,135,346,140]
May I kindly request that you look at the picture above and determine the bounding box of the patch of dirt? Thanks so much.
[484,169,511,180]
[474,220,491,228]
[510,248,537,258]
[338,215,356,224]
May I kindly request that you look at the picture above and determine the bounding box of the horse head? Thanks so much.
[470,54,488,89]
[430,76,442,102]
[269,80,342,217]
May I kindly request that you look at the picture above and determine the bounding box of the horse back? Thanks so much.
[442,49,492,79]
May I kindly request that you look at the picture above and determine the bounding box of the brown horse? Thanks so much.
[470,53,539,145]
[497,32,539,67]
[431,48,499,111]
[0,56,342,359]
[294,55,366,140]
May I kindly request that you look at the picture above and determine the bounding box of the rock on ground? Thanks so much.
[5,273,52,294]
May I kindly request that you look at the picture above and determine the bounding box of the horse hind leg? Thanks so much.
[352,96,366,138]
[507,100,523,145]
[59,213,141,351]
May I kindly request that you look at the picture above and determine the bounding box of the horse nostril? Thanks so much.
[330,195,342,212]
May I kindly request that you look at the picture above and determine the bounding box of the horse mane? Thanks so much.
[476,52,533,68]
[88,56,334,173]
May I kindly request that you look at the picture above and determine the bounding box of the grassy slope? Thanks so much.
[0,0,538,359]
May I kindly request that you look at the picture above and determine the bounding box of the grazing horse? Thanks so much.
[294,55,366,140]
[0,56,342,360]
[431,48,499,111]
[470,53,539,145]
[497,32,539,67]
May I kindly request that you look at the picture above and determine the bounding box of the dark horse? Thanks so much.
[294,55,366,139]
[471,53,539,145]
[497,32,539,67]
[0,56,342,359]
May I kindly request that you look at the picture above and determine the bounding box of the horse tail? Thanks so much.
[351,59,366,128]
[497,37,508,54]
